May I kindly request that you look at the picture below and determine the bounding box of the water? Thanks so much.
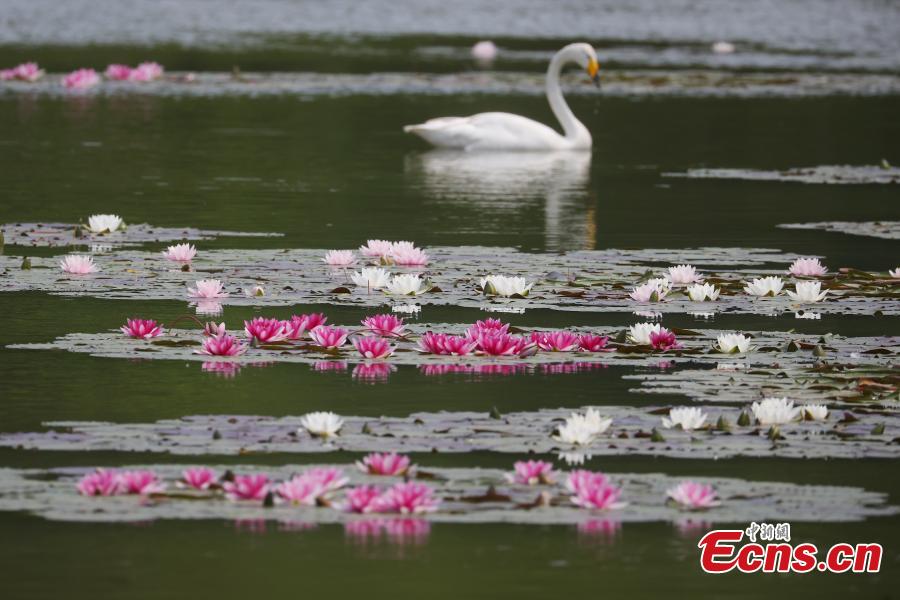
[1,3,899,597]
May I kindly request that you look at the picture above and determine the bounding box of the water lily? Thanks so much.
[361,314,406,337]
[890,268,899,278]
[416,332,477,356]
[390,241,430,266]
[506,460,555,485]
[63,68,100,89]
[716,333,751,354]
[628,322,662,345]
[353,336,394,359]
[309,325,349,348]
[244,317,287,343]
[244,285,265,297]
[476,331,530,356]
[302,467,349,494]
[465,318,509,340]
[555,409,611,445]
[369,482,440,514]
[359,239,394,259]
[480,275,533,297]
[687,283,720,302]
[630,280,669,303]
[181,467,217,490]
[118,470,166,495]
[569,473,626,511]
[357,452,411,476]
[577,333,611,352]
[751,397,801,425]
[86,214,123,233]
[162,243,196,262]
[666,481,720,510]
[223,474,270,501]
[662,407,708,430]
[340,485,383,513]
[129,61,164,82]
[104,64,132,80]
[385,274,429,295]
[300,411,344,438]
[76,469,122,496]
[786,281,828,303]
[203,321,226,337]
[276,475,324,506]
[196,332,247,356]
[802,404,829,420]
[667,264,703,284]
[120,318,163,339]
[566,470,609,495]
[788,257,827,277]
[59,254,98,274]
[351,267,392,290]
[285,313,328,339]
[649,328,681,351]
[744,276,784,297]
[187,279,228,298]
[323,250,355,266]
[1,62,44,81]
[530,330,579,352]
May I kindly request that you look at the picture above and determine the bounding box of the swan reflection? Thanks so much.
[406,149,596,251]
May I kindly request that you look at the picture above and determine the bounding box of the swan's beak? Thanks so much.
[587,58,601,87]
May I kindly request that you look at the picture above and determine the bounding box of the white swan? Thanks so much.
[404,42,600,151]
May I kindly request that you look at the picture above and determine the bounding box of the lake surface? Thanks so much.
[1,2,898,597]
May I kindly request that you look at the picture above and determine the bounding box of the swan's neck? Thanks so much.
[546,49,590,147]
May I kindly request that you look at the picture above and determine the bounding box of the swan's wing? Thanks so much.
[404,113,565,150]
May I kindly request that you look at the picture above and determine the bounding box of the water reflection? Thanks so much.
[344,518,431,546]
[406,150,596,251]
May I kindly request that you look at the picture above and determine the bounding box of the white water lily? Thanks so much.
[786,281,828,304]
[890,268,899,278]
[667,264,703,284]
[351,267,392,290]
[86,214,124,233]
[581,407,612,435]
[662,407,708,431]
[743,276,784,297]
[686,283,720,302]
[554,408,611,446]
[716,333,751,354]
[385,273,429,295]
[628,321,662,345]
[480,275,533,297]
[244,285,265,297]
[630,280,669,302]
[802,404,829,421]
[299,411,344,438]
[751,397,801,426]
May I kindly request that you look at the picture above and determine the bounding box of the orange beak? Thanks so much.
[587,57,600,86]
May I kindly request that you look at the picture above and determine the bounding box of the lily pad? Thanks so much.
[778,221,900,240]
[664,165,900,185]
[0,222,283,248]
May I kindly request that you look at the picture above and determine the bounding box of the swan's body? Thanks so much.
[404,43,599,152]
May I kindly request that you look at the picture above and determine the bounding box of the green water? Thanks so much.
[1,37,899,599]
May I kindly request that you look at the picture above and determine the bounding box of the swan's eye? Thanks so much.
[587,57,600,78]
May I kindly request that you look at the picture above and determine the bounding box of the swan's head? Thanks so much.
[567,43,601,86]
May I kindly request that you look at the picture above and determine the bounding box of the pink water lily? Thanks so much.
[341,485,383,513]
[203,321,226,337]
[60,254,98,274]
[1,62,44,81]
[120,318,163,339]
[649,328,682,351]
[369,482,440,514]
[104,64,132,80]
[323,250,355,266]
[570,476,625,510]
[129,61,164,82]
[63,68,100,89]
[76,469,122,496]
[566,470,610,495]
[531,330,580,352]
[577,334,611,352]
[309,325,349,348]
[788,257,828,277]
[276,475,325,506]
[465,318,509,341]
[666,481,720,510]
[181,467,217,490]
[162,243,196,262]
[223,474,270,501]
[359,239,394,259]
[506,460,556,485]
[187,279,228,298]
[357,452,412,476]
[476,331,531,356]
[353,336,395,359]
[302,467,349,493]
[361,314,406,337]
[118,470,166,495]
[244,317,287,343]
[196,332,247,356]
[390,241,430,266]
[285,313,328,339]
[416,332,477,356]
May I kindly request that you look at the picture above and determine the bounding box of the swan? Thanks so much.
[404,42,600,152]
